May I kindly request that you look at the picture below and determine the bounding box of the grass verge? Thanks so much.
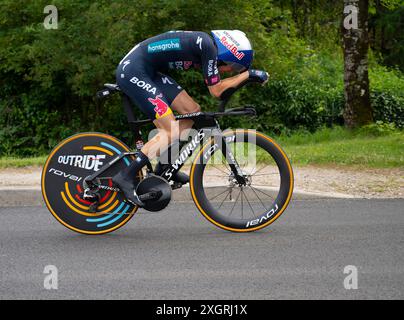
[0,125,403,169]
[277,125,404,168]
[0,156,47,168]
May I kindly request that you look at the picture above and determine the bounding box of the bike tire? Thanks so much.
[190,129,293,232]
[42,132,139,235]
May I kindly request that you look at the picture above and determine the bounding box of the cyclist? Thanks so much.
[113,30,269,206]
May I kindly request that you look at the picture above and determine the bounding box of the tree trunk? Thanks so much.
[342,0,373,128]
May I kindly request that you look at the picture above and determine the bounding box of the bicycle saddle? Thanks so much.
[104,83,121,92]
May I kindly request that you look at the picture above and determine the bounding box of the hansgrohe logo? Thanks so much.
[148,38,181,53]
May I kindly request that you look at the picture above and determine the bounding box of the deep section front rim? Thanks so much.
[190,129,294,232]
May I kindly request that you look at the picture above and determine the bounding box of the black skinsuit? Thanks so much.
[116,31,220,120]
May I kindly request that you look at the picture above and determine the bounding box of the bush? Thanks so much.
[0,0,403,157]
[235,50,404,135]
[356,121,398,137]
[369,65,404,128]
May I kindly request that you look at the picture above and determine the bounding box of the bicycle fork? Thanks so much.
[219,136,247,186]
[200,132,247,185]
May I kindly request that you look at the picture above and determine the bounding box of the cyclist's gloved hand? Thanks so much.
[248,69,269,85]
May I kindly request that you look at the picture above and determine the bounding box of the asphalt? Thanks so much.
[0,186,357,208]
[0,199,403,300]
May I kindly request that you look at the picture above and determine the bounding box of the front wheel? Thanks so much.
[190,129,294,232]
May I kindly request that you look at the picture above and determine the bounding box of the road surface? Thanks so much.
[0,199,403,299]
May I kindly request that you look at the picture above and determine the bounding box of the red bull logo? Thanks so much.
[148,93,172,118]
[220,36,245,60]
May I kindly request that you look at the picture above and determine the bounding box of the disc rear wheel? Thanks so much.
[41,132,140,235]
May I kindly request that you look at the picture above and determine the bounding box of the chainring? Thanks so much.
[136,175,172,212]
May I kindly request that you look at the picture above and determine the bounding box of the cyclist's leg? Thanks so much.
[114,63,178,204]
[142,112,179,159]
[171,90,201,140]
[148,73,195,183]
[153,73,200,140]
[116,65,178,157]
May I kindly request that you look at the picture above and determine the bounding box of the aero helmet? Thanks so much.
[211,30,253,72]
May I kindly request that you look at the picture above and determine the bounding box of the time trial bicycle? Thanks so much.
[41,80,294,234]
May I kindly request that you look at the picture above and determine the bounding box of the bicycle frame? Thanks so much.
[84,111,247,188]
[85,83,259,189]
[159,129,246,186]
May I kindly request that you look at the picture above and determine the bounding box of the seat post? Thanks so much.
[122,94,142,141]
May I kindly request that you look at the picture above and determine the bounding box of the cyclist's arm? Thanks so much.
[198,32,248,98]
[208,71,249,98]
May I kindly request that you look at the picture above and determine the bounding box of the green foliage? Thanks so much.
[357,121,398,136]
[369,1,404,71]
[0,0,403,156]
[278,123,402,146]
[369,65,404,128]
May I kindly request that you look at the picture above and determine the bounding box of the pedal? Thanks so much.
[171,182,183,190]
[83,188,97,200]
